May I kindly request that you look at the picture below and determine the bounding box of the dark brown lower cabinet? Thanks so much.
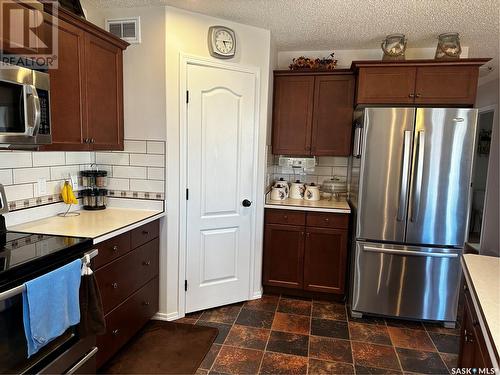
[95,220,160,368]
[458,284,493,370]
[263,209,349,296]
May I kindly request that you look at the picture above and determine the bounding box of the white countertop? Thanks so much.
[462,254,500,367]
[265,194,351,213]
[9,208,165,244]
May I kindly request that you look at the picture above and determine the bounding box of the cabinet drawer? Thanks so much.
[93,232,131,270]
[306,212,348,229]
[131,220,159,249]
[265,209,305,226]
[96,277,159,368]
[96,238,159,314]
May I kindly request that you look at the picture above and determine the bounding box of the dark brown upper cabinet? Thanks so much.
[272,71,355,157]
[39,6,128,151]
[352,59,490,106]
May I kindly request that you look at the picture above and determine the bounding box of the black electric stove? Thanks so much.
[0,217,93,293]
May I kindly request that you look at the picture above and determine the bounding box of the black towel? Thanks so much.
[78,273,106,337]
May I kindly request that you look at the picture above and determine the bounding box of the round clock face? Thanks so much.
[214,29,234,54]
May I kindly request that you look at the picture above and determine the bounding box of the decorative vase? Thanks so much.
[435,33,462,60]
[381,34,407,60]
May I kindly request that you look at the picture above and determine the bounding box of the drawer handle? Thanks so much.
[143,301,150,306]
[324,218,329,222]
[112,245,118,252]
[143,260,151,266]
[142,230,149,235]
[306,232,310,238]
[112,329,120,336]
[112,282,119,289]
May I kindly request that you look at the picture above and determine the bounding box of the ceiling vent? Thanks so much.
[106,17,141,44]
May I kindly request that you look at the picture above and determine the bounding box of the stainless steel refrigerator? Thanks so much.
[348,107,478,325]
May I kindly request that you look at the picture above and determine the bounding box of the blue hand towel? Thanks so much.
[23,259,82,357]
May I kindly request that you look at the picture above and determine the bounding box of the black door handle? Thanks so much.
[242,199,252,207]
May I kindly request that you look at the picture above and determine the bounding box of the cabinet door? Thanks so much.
[85,33,124,150]
[44,16,89,150]
[311,75,355,156]
[272,75,314,155]
[414,66,479,105]
[263,224,305,289]
[356,67,417,104]
[303,227,347,294]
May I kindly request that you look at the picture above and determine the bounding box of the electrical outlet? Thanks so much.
[70,175,78,190]
[37,178,47,195]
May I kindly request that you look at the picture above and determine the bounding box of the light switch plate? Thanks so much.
[70,175,79,190]
[37,178,47,195]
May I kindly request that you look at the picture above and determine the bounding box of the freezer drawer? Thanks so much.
[351,241,461,322]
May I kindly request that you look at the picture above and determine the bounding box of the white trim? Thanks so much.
[152,312,180,321]
[476,104,497,250]
[179,54,262,315]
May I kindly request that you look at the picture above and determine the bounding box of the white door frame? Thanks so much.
[178,54,261,316]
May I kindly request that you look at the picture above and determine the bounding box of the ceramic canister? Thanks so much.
[289,180,305,199]
[270,187,287,201]
[304,183,321,201]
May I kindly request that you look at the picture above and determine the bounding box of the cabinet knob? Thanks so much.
[306,232,310,238]
[112,282,119,289]
[112,245,118,252]
[143,301,150,306]
[305,145,311,151]
[143,260,151,266]
[283,215,288,220]
[464,329,474,343]
[112,329,119,336]
[415,93,422,98]
[408,93,415,98]
[463,284,469,291]
[324,218,329,222]
[142,230,149,235]
[91,138,95,143]
[473,319,479,327]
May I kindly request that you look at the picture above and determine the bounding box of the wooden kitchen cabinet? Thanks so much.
[41,6,128,151]
[272,71,355,157]
[352,59,490,106]
[263,208,349,296]
[94,220,159,369]
[458,284,493,370]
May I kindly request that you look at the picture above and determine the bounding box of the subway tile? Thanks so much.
[0,152,32,168]
[5,183,33,201]
[309,166,333,176]
[50,165,81,181]
[65,152,93,165]
[107,177,130,190]
[333,157,349,167]
[95,152,129,166]
[13,167,50,184]
[333,167,348,177]
[130,179,164,193]
[34,180,63,196]
[317,157,336,167]
[0,169,12,185]
[112,166,147,179]
[146,141,165,155]
[147,167,165,180]
[130,153,164,167]
[32,152,65,166]
[123,140,147,153]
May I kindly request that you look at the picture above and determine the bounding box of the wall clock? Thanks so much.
[208,26,236,59]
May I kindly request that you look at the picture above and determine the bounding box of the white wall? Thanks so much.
[165,7,271,319]
[476,79,500,256]
[277,47,469,69]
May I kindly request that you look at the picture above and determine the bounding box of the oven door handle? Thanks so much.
[23,84,41,137]
[65,346,98,374]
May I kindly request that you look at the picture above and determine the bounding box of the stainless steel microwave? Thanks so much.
[0,64,51,148]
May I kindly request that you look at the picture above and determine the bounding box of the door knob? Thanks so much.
[242,199,252,207]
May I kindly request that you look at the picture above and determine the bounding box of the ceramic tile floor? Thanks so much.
[174,294,461,375]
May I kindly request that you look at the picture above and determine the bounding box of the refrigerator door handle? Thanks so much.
[411,131,425,222]
[363,246,458,258]
[353,123,363,158]
[397,131,412,221]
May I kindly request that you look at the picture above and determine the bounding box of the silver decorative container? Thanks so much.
[435,33,462,60]
[381,33,407,60]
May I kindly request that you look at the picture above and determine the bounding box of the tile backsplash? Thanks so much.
[268,151,348,187]
[0,139,166,211]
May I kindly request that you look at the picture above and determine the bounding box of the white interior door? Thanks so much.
[185,62,257,313]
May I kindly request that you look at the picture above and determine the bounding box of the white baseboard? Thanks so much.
[251,288,263,300]
[153,311,181,321]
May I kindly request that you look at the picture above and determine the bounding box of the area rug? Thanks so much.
[100,320,218,374]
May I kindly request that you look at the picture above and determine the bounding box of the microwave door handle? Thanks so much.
[23,85,41,137]
[411,131,425,222]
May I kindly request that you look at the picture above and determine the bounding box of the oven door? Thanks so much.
[0,291,79,374]
[0,67,49,147]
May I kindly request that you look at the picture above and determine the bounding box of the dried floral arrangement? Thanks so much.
[289,52,337,70]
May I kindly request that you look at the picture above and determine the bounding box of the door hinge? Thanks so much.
[186,90,189,103]
[184,280,188,291]
[186,188,189,200]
